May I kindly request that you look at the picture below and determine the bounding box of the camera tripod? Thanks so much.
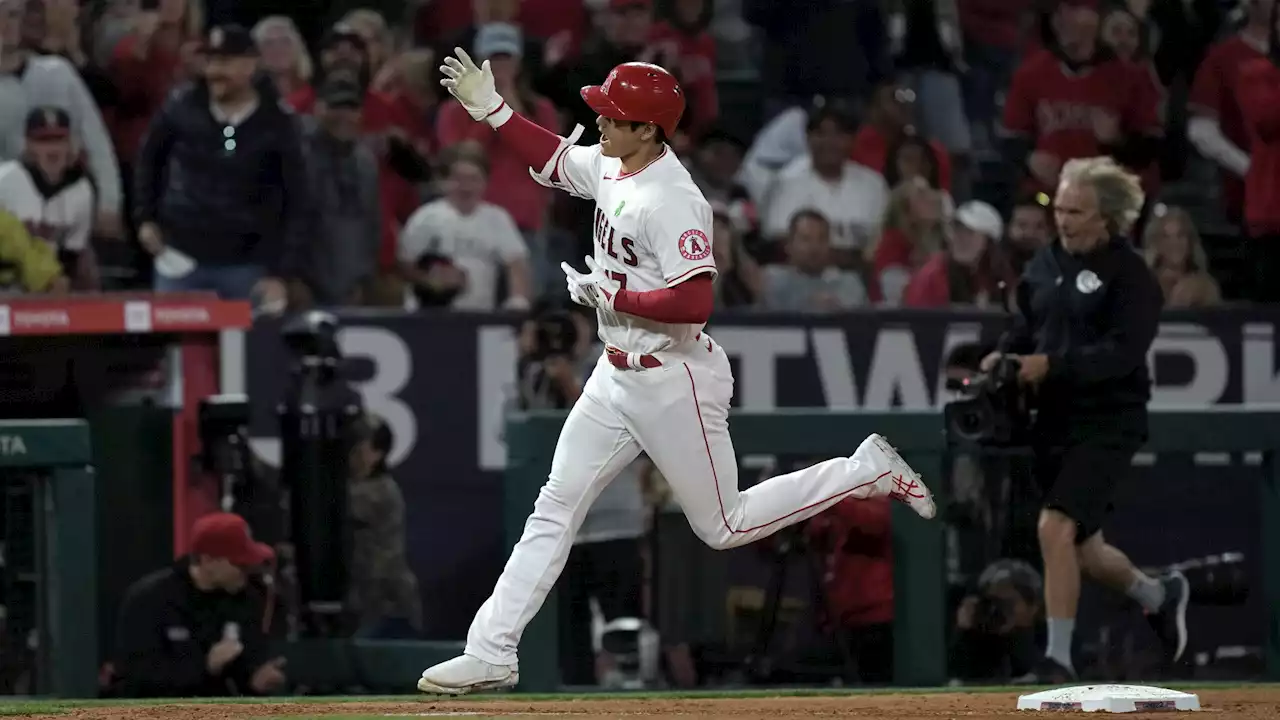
[942,444,1043,574]
[741,524,858,685]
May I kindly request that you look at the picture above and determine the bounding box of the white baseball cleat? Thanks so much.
[864,434,937,519]
[417,654,519,695]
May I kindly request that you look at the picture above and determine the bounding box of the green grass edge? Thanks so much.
[0,682,1273,717]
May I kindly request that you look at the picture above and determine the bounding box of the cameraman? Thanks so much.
[982,157,1188,682]
[517,302,588,410]
[949,559,1043,684]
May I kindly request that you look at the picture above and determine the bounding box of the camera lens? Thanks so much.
[947,399,994,442]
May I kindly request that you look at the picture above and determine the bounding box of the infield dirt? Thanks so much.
[14,687,1280,720]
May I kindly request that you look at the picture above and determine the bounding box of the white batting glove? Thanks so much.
[560,262,595,308]
[564,276,594,308]
[578,256,621,311]
[439,47,505,122]
[561,257,620,311]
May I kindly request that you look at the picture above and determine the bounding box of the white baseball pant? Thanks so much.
[464,334,897,665]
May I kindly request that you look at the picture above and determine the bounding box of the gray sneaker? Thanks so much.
[1145,570,1190,663]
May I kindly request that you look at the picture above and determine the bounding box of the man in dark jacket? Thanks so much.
[297,78,381,306]
[134,24,310,306]
[113,512,287,698]
[982,156,1187,683]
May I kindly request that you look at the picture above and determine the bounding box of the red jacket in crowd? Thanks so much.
[647,21,718,139]
[805,497,894,628]
[438,96,560,232]
[107,34,186,163]
[413,0,473,46]
[869,227,925,303]
[957,0,1032,50]
[903,253,959,307]
[286,85,408,130]
[520,0,590,56]
[386,92,440,159]
[902,251,1014,308]
[1002,49,1162,193]
[851,126,953,192]
[1189,35,1267,218]
[414,0,588,52]
[1237,57,1280,236]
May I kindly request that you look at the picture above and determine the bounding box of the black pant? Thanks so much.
[802,620,895,685]
[845,622,894,685]
[1247,234,1280,303]
[555,538,644,686]
[1035,439,1142,543]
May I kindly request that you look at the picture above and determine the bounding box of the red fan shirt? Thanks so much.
[804,497,894,628]
[1189,35,1267,217]
[1002,51,1161,191]
[1237,58,1280,236]
[850,126,954,192]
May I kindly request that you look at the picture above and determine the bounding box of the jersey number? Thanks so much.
[608,271,628,289]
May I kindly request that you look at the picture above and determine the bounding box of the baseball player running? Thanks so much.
[418,50,937,695]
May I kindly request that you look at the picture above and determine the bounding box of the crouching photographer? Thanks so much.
[949,560,1043,683]
[981,157,1186,683]
[517,301,589,410]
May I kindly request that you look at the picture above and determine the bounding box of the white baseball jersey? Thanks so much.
[398,198,530,311]
[557,144,717,355]
[0,160,93,253]
[762,155,888,250]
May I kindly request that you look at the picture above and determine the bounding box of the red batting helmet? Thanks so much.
[580,62,685,138]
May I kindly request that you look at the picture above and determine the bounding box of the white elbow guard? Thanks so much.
[527,124,591,199]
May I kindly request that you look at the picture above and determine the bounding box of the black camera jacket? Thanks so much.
[1003,236,1162,423]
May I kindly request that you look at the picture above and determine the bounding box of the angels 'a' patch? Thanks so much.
[678,229,711,261]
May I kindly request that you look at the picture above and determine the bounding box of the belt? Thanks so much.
[606,345,662,370]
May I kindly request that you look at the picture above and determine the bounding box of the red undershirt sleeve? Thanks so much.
[612,274,715,324]
[484,100,713,322]
[489,103,563,176]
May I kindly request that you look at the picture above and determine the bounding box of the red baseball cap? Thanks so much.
[190,513,274,567]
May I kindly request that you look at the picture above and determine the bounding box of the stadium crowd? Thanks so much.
[0,0,1269,313]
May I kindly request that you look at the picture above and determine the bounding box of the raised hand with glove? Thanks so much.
[561,256,620,311]
[438,47,587,195]
[439,48,512,128]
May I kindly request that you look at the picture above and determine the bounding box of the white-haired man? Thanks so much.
[982,157,1189,682]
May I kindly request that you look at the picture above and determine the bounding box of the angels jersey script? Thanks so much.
[558,144,718,354]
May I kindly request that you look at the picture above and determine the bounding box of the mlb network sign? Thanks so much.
[244,309,1280,473]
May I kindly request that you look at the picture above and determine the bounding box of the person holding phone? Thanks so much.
[133,23,308,308]
[112,513,288,697]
